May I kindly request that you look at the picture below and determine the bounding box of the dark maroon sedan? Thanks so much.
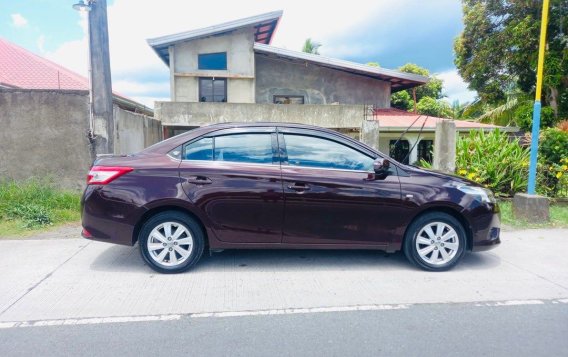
[81,122,500,273]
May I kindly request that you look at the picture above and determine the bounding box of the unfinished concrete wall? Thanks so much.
[114,107,162,155]
[0,89,92,189]
[155,101,365,129]
[255,55,391,106]
[172,28,255,103]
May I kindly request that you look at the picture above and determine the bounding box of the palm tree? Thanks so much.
[450,100,468,119]
[302,38,321,55]
[475,89,531,127]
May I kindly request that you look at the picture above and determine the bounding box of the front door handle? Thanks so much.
[186,176,212,185]
[287,183,310,191]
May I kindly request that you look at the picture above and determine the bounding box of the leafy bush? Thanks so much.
[537,128,568,197]
[514,102,556,132]
[539,128,568,164]
[557,120,568,132]
[455,129,529,196]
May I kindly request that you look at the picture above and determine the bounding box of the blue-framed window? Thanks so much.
[198,52,227,70]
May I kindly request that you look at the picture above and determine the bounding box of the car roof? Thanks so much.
[142,122,352,154]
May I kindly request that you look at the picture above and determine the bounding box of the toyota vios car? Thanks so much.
[81,123,500,273]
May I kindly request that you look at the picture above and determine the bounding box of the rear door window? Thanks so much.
[183,133,274,164]
[214,134,273,164]
[183,137,213,160]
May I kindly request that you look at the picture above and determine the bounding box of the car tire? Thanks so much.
[403,212,466,272]
[139,211,205,274]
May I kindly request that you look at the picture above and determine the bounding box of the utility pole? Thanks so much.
[527,0,550,194]
[74,0,114,157]
[89,0,114,155]
[513,0,550,223]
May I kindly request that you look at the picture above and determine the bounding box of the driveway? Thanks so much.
[0,228,567,324]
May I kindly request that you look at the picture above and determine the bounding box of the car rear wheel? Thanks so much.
[403,212,466,271]
[139,211,204,274]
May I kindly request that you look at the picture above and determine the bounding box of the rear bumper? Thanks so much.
[470,204,501,252]
[81,186,144,246]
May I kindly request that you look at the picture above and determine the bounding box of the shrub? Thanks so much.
[514,103,556,132]
[537,128,568,197]
[557,120,568,132]
[539,127,568,164]
[455,129,529,196]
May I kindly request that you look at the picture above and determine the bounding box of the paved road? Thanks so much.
[0,228,567,355]
[1,300,567,356]
[1,228,567,322]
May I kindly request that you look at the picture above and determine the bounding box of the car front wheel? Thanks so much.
[403,212,466,271]
[139,211,204,274]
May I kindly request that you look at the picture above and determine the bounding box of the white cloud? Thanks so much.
[114,80,169,96]
[130,96,170,108]
[45,12,89,75]
[11,13,28,27]
[435,69,478,104]
[36,35,46,53]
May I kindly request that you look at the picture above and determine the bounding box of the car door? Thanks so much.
[178,127,284,244]
[278,128,404,246]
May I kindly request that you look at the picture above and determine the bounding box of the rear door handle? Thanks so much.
[186,176,212,185]
[287,183,310,191]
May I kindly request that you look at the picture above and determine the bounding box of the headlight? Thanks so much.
[457,185,496,204]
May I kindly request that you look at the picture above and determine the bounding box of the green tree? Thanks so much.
[302,38,321,55]
[454,0,568,117]
[391,91,413,111]
[366,62,380,67]
[388,63,446,115]
[416,97,452,118]
[397,63,444,101]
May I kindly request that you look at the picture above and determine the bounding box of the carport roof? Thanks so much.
[147,10,282,65]
[372,108,516,132]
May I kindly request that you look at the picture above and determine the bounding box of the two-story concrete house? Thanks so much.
[148,10,506,164]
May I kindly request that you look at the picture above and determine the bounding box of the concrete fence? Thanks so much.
[0,89,161,190]
[114,106,162,155]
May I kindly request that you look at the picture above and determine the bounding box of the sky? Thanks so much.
[0,0,476,108]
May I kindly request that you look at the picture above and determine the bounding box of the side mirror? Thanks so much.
[370,158,390,179]
[373,158,390,173]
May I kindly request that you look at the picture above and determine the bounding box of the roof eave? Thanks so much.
[147,10,283,66]
[253,43,428,88]
[378,125,516,132]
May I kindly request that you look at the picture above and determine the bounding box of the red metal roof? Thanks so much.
[0,37,153,115]
[0,37,88,90]
[372,108,505,131]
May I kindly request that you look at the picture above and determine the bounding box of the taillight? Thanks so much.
[81,228,92,238]
[87,166,133,185]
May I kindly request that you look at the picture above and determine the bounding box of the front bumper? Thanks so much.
[470,203,501,252]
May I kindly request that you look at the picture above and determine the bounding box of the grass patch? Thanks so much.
[0,179,81,236]
[499,201,568,229]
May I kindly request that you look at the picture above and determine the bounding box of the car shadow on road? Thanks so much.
[89,244,501,273]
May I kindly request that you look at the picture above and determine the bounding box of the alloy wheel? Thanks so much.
[147,222,194,267]
[415,221,460,266]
